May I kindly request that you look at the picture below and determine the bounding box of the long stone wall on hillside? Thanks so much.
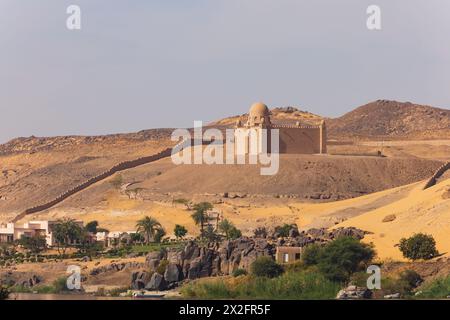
[423,161,450,190]
[10,138,216,222]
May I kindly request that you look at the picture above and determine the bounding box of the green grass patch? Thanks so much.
[181,269,341,300]
[131,242,182,254]
[417,275,450,299]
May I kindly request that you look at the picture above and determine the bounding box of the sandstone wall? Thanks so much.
[423,161,450,189]
[276,126,324,154]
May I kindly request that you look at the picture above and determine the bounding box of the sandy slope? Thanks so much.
[12,177,450,261]
[331,179,450,260]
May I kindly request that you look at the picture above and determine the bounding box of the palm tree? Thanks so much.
[218,219,234,239]
[191,202,213,237]
[136,216,162,244]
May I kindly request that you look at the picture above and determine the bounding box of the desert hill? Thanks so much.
[0,151,442,218]
[210,106,323,126]
[1,99,450,228]
[327,100,450,139]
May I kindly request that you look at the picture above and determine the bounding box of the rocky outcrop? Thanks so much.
[90,261,144,276]
[336,285,372,299]
[130,227,369,291]
[131,237,275,291]
[131,271,151,290]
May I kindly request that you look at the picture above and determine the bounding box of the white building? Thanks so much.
[0,220,84,246]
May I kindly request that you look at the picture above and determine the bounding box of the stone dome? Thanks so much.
[249,102,269,117]
[247,102,271,127]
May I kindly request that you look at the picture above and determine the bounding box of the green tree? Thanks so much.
[18,234,47,262]
[52,219,84,257]
[130,232,145,244]
[85,221,99,233]
[228,227,242,240]
[316,237,375,282]
[250,256,284,278]
[191,202,213,237]
[136,216,163,244]
[399,233,439,260]
[301,243,322,266]
[174,224,188,240]
[203,225,219,242]
[154,228,166,243]
[218,219,234,239]
[274,224,295,237]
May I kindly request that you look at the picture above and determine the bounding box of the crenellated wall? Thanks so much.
[423,161,450,190]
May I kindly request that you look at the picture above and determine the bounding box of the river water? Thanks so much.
[8,293,161,300]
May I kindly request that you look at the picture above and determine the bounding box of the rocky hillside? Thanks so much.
[327,100,450,139]
[210,106,323,126]
[0,129,174,155]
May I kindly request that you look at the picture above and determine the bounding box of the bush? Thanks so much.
[156,259,169,274]
[418,275,450,299]
[399,233,439,260]
[232,268,248,277]
[52,277,69,293]
[250,256,283,278]
[302,243,322,266]
[274,224,294,237]
[399,270,423,289]
[312,237,375,282]
[0,286,9,300]
[253,227,267,238]
[228,227,242,240]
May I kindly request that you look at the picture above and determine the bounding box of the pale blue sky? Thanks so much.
[1,1,450,143]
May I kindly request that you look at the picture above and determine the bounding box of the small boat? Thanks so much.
[132,291,165,299]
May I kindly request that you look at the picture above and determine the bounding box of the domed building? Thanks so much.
[246,102,272,127]
[235,102,327,154]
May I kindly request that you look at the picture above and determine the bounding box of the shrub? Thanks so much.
[174,225,188,240]
[302,243,322,266]
[228,227,242,240]
[156,259,169,274]
[316,237,375,282]
[110,174,123,189]
[250,256,283,278]
[399,233,439,260]
[418,275,450,299]
[274,224,293,237]
[232,268,248,277]
[85,221,99,233]
[173,198,189,205]
[253,227,267,238]
[0,286,9,300]
[399,270,423,289]
[52,277,69,293]
[154,228,166,243]
[108,287,129,297]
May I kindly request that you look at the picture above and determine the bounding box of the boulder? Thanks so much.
[336,286,372,299]
[145,273,166,291]
[131,271,150,290]
[164,263,182,283]
[20,275,42,288]
[187,258,202,280]
[288,228,300,238]
[145,249,166,272]
[382,214,396,223]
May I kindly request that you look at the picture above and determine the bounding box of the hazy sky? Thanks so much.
[1,0,450,143]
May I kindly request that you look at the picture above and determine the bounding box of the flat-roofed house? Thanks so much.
[275,246,302,264]
[0,220,84,247]
[0,223,14,243]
